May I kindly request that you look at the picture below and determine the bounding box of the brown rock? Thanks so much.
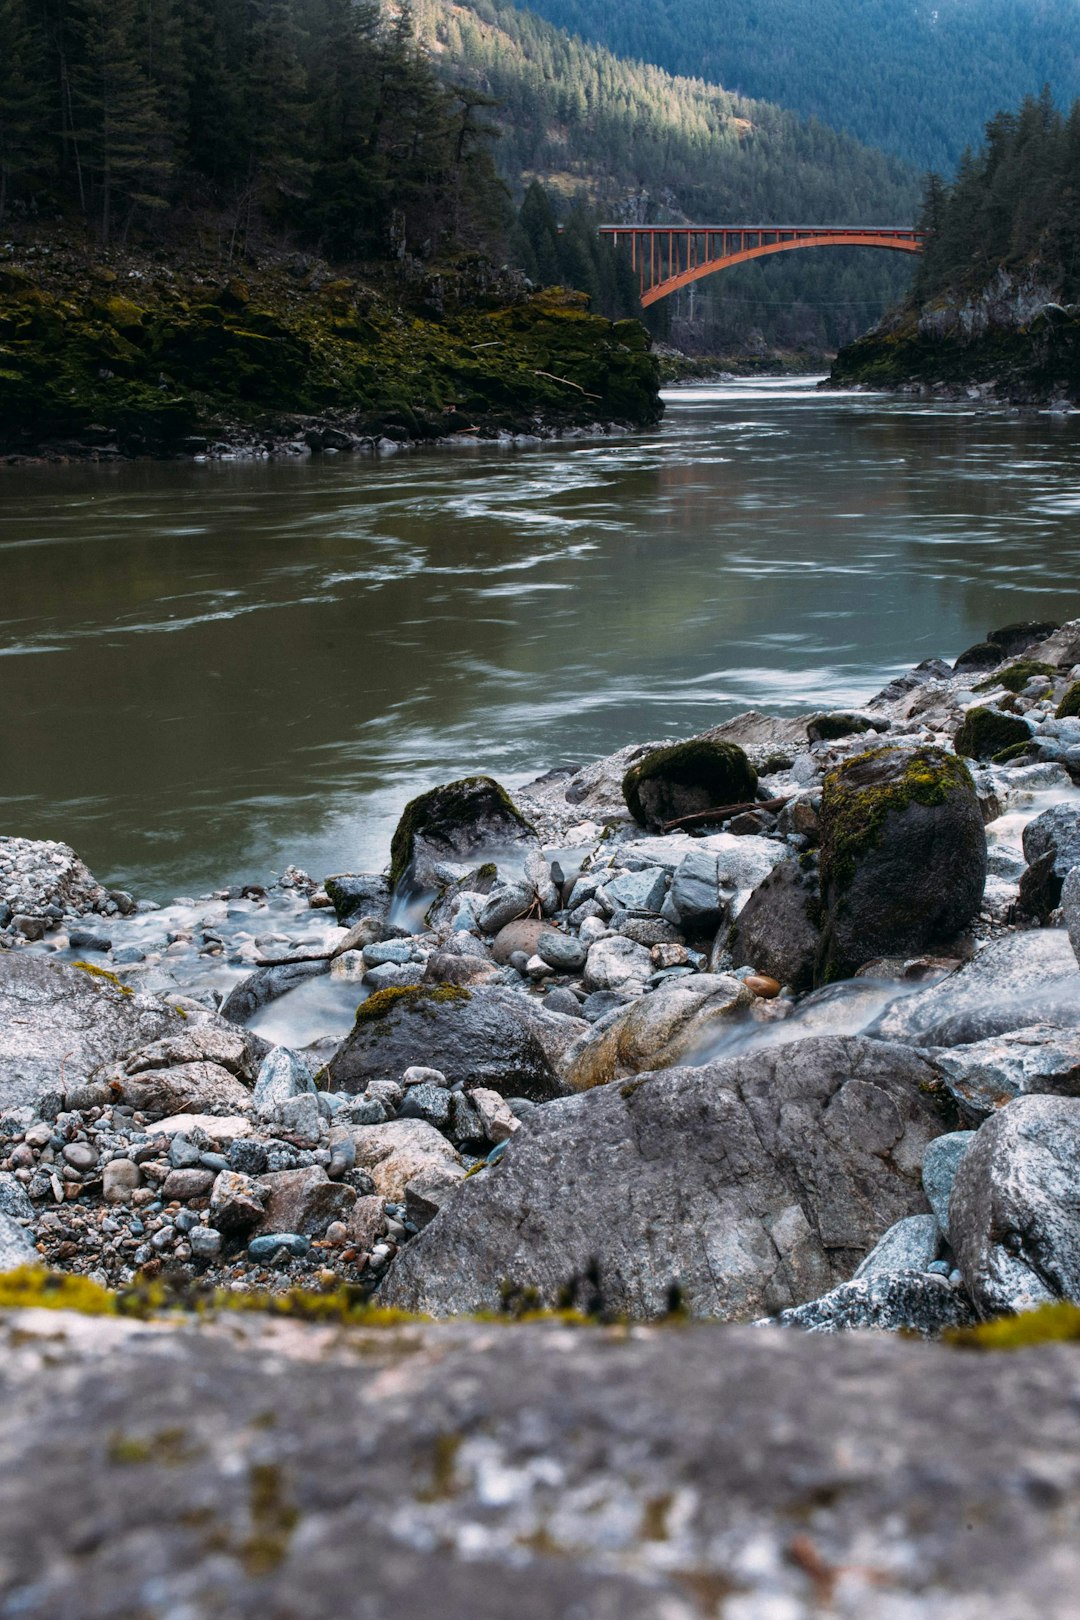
[745,974,781,998]
[491,918,548,965]
[102,1159,142,1204]
[347,1194,386,1251]
[256,1166,356,1237]
[160,1169,215,1202]
[348,1120,464,1202]
[208,1170,265,1234]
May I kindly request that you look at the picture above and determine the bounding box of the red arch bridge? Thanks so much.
[597,224,924,306]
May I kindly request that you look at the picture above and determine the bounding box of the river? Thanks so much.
[3,376,1080,901]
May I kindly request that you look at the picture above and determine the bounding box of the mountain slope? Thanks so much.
[515,0,1080,173]
[414,0,922,351]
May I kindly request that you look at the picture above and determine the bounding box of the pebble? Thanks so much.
[247,1232,310,1263]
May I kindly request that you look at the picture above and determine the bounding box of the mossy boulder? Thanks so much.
[388,776,537,893]
[622,739,757,830]
[953,640,1004,674]
[972,659,1055,695]
[954,706,1032,761]
[1057,682,1080,718]
[817,745,986,982]
[326,983,577,1103]
[806,713,879,744]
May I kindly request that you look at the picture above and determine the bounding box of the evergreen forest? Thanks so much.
[520,0,1080,174]
[0,0,509,257]
[914,88,1080,302]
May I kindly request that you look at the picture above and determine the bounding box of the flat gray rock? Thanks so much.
[769,1270,975,1335]
[2,1308,1080,1617]
[380,1035,944,1319]
[950,1094,1080,1317]
[929,1024,1080,1120]
[870,930,1080,1046]
[0,954,182,1109]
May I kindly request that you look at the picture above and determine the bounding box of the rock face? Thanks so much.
[872,930,1080,1046]
[730,858,822,991]
[621,738,757,829]
[0,955,182,1108]
[563,973,753,1090]
[950,1094,1080,1317]
[388,776,536,891]
[326,985,578,1103]
[5,1308,1080,1619]
[380,1036,944,1320]
[817,745,986,981]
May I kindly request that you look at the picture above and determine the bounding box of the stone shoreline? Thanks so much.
[5,615,1080,1329]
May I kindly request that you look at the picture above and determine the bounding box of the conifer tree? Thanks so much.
[0,0,47,218]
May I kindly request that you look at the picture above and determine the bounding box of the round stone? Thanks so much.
[745,975,782,998]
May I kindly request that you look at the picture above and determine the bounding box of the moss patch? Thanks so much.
[388,775,534,890]
[947,1301,1080,1350]
[954,706,1032,761]
[972,659,1055,694]
[355,983,472,1026]
[819,745,976,894]
[72,960,134,995]
[1057,681,1080,718]
[0,1266,116,1314]
[622,739,757,828]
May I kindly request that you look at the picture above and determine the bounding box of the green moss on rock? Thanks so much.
[820,746,977,894]
[972,659,1055,694]
[947,1300,1080,1350]
[1057,681,1080,718]
[355,983,472,1026]
[622,739,757,829]
[954,706,1032,761]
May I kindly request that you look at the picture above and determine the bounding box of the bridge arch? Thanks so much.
[597,225,923,307]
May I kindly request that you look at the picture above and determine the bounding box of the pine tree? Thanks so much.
[71,0,174,243]
[0,0,47,218]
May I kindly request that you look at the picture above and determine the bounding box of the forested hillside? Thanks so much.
[519,0,1080,173]
[832,90,1080,402]
[414,0,921,353]
[0,0,508,258]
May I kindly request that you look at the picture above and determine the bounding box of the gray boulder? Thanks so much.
[871,930,1080,1046]
[322,873,391,926]
[0,1209,36,1270]
[1063,865,1080,968]
[950,1094,1080,1317]
[563,973,752,1091]
[327,984,580,1103]
[921,1131,975,1239]
[219,959,329,1025]
[853,1213,942,1279]
[1018,803,1080,920]
[929,1024,1080,1121]
[251,1047,317,1117]
[817,745,986,981]
[660,849,722,931]
[7,1309,1080,1618]
[729,858,822,992]
[0,955,182,1109]
[388,776,537,894]
[770,1271,975,1335]
[380,1035,944,1320]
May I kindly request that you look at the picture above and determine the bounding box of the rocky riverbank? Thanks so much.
[7,615,1080,1332]
[828,268,1080,406]
[0,238,662,461]
[11,616,1080,1613]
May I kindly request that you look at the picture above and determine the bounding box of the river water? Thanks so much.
[3,377,1080,901]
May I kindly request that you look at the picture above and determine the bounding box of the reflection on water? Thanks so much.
[2,378,1080,898]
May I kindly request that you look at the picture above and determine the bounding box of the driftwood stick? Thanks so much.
[533,369,602,400]
[661,795,790,833]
